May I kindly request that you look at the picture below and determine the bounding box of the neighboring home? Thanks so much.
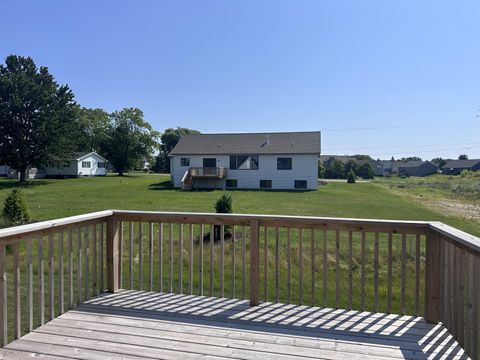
[169,131,321,190]
[441,159,480,175]
[380,160,401,175]
[2,152,108,179]
[397,160,438,177]
[0,164,8,177]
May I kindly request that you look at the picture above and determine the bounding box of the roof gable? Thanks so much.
[75,152,108,162]
[170,131,321,155]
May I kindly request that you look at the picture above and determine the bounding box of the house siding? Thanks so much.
[171,154,319,190]
[44,154,107,177]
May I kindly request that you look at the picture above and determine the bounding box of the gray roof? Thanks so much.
[169,131,321,155]
[397,160,430,168]
[441,159,480,169]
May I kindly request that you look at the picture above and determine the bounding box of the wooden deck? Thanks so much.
[0,290,469,359]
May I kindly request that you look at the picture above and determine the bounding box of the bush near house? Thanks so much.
[347,170,356,184]
[2,189,30,225]
[214,192,233,239]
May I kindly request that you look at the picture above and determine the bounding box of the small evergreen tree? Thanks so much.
[214,192,233,240]
[347,170,356,184]
[2,189,30,225]
[318,161,325,179]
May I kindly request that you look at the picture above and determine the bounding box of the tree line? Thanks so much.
[0,55,198,180]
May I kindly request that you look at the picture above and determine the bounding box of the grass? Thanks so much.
[1,173,479,235]
[0,173,478,342]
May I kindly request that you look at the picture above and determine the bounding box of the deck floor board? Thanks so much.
[0,290,469,359]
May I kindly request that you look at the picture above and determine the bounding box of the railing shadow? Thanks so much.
[76,290,469,360]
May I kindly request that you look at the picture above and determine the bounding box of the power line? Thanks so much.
[322,125,407,132]
[324,141,480,152]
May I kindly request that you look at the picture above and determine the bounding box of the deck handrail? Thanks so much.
[0,210,478,358]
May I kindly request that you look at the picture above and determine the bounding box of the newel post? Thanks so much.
[425,230,441,323]
[106,215,121,293]
[249,219,260,306]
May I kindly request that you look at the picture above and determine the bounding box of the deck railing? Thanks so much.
[0,210,479,358]
[188,167,227,178]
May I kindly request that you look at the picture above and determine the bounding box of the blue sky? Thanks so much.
[2,1,479,159]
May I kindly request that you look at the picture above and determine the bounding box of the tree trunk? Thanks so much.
[118,168,124,176]
[19,167,28,182]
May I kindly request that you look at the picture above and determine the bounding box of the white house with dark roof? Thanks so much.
[169,131,321,190]
[1,152,108,179]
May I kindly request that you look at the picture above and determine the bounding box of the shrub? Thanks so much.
[357,163,375,179]
[214,192,233,240]
[2,189,31,225]
[318,162,325,179]
[347,170,356,184]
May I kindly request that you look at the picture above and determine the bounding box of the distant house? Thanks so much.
[169,131,321,190]
[397,161,438,177]
[1,152,108,179]
[0,165,8,177]
[441,159,480,175]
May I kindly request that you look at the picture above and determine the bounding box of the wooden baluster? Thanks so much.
[387,233,393,314]
[99,223,104,292]
[199,224,204,296]
[27,238,33,332]
[299,228,303,305]
[311,229,315,306]
[220,225,224,297]
[39,236,46,324]
[249,219,260,306]
[0,243,6,346]
[348,231,353,310]
[465,252,474,356]
[139,222,143,291]
[264,226,268,303]
[59,232,64,314]
[210,224,214,296]
[425,231,441,324]
[68,230,73,308]
[179,224,184,294]
[455,246,465,346]
[106,216,120,293]
[374,232,379,312]
[401,233,406,315]
[159,223,164,292]
[275,227,279,303]
[360,231,366,311]
[242,226,246,300]
[170,223,174,293]
[472,255,479,358]
[84,228,90,300]
[231,226,236,298]
[335,230,340,309]
[415,234,420,316]
[189,224,194,295]
[13,243,21,339]
[92,225,97,296]
[48,234,55,319]
[323,229,328,307]
[129,221,134,289]
[118,222,123,290]
[149,222,154,292]
[287,227,291,304]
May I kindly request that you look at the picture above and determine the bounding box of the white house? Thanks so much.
[0,152,108,179]
[169,131,321,190]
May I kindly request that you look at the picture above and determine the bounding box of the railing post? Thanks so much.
[249,219,260,306]
[106,215,120,293]
[425,230,441,323]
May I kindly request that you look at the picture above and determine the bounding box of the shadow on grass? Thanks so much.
[148,180,175,191]
[0,179,50,190]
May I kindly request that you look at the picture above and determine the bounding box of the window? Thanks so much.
[260,180,272,189]
[82,161,91,168]
[277,158,292,170]
[180,158,190,166]
[226,179,238,188]
[294,180,307,189]
[98,162,106,168]
[229,155,259,170]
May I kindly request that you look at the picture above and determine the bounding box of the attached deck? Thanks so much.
[0,290,468,359]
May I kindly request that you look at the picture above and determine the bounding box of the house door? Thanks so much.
[203,158,217,168]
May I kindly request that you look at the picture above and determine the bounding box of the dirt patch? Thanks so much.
[422,198,480,220]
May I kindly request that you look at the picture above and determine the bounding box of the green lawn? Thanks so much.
[1,173,479,236]
[1,173,479,342]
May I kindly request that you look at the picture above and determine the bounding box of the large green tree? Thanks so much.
[76,107,110,154]
[103,108,159,175]
[159,127,200,172]
[0,55,78,181]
